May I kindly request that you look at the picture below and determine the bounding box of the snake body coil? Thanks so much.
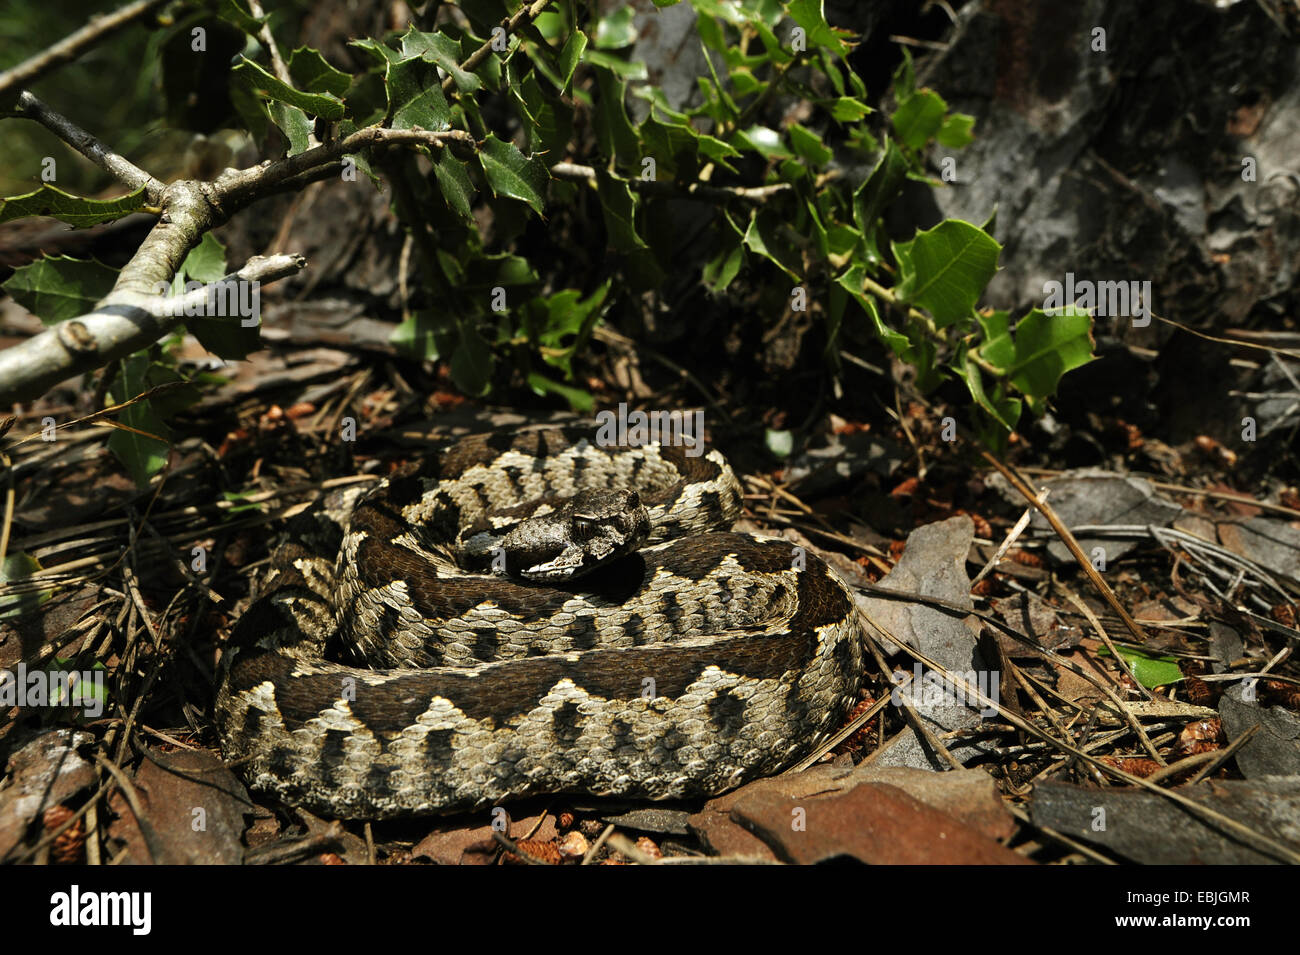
[215,427,865,818]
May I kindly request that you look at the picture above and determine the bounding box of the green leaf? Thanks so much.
[1003,307,1095,400]
[457,0,511,34]
[400,28,481,93]
[892,219,1001,328]
[268,100,313,155]
[433,151,475,220]
[955,346,1022,432]
[892,47,915,100]
[107,356,175,488]
[765,429,794,458]
[182,279,264,360]
[523,280,610,376]
[559,29,587,92]
[702,230,744,293]
[1099,645,1185,689]
[450,322,493,396]
[639,114,698,177]
[836,264,908,357]
[976,309,1015,371]
[231,56,345,119]
[390,309,455,360]
[2,255,118,324]
[830,96,872,122]
[742,210,802,279]
[0,553,51,620]
[734,124,791,160]
[937,112,975,148]
[892,88,947,151]
[479,135,548,214]
[462,253,538,290]
[787,0,851,57]
[527,370,594,411]
[222,490,265,516]
[595,172,647,252]
[0,185,148,227]
[215,0,265,34]
[592,64,639,165]
[288,46,351,96]
[788,123,832,166]
[180,233,228,284]
[595,6,638,49]
[581,48,649,80]
[516,68,573,156]
[349,37,401,66]
[751,20,794,64]
[386,56,452,130]
[853,140,908,260]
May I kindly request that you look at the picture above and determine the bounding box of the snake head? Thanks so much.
[500,488,650,581]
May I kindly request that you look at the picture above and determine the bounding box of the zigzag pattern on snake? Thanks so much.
[214,426,866,819]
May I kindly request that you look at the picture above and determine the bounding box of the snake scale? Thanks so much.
[215,426,865,819]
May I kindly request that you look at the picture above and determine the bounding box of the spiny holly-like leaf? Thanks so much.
[386,56,452,130]
[350,37,401,65]
[975,309,1015,371]
[559,29,587,92]
[592,64,639,165]
[434,151,475,220]
[937,112,976,148]
[107,356,174,488]
[479,135,548,214]
[595,172,646,252]
[787,0,851,57]
[788,123,832,165]
[269,100,313,155]
[836,264,908,357]
[288,46,351,96]
[513,68,573,156]
[0,185,148,227]
[400,28,481,93]
[743,210,801,279]
[181,233,228,284]
[702,228,744,293]
[2,255,118,324]
[215,0,264,34]
[831,96,872,122]
[1003,307,1095,400]
[524,280,611,376]
[853,140,908,260]
[232,57,345,119]
[179,242,262,362]
[595,6,638,49]
[893,219,1001,328]
[892,88,947,151]
[955,345,1022,432]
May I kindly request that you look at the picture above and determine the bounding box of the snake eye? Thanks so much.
[571,517,597,541]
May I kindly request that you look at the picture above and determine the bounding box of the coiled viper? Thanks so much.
[215,426,865,818]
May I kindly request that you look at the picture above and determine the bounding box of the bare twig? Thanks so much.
[245,0,292,88]
[0,254,306,405]
[445,0,554,93]
[982,451,1153,646]
[15,91,165,202]
[552,161,792,203]
[0,0,169,97]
